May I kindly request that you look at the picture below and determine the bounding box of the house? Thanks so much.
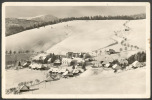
[48,67,67,74]
[112,64,121,70]
[18,85,30,92]
[32,53,47,63]
[62,70,69,76]
[58,68,67,74]
[30,64,36,69]
[32,54,47,60]
[53,59,61,66]
[72,69,79,74]
[125,28,129,31]
[22,61,31,67]
[132,61,142,68]
[52,68,59,73]
[66,52,73,58]
[102,61,110,67]
[74,58,84,63]
[92,61,101,67]
[105,63,110,68]
[108,49,115,54]
[73,53,80,58]
[30,63,42,70]
[41,64,48,70]
[62,58,72,66]
[47,58,52,63]
[126,65,133,70]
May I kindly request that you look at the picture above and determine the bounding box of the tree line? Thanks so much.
[5,50,45,55]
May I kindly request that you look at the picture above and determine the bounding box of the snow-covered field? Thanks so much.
[6,20,145,54]
[5,69,47,89]
[5,66,146,94]
[18,67,145,94]
[127,20,146,49]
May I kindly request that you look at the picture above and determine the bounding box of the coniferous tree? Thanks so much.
[13,51,16,54]
[9,50,12,55]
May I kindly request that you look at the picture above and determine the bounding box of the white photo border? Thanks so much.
[1,2,151,99]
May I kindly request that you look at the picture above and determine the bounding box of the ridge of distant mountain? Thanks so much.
[5,14,59,36]
[18,14,58,22]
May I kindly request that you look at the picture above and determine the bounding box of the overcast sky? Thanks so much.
[6,6,146,18]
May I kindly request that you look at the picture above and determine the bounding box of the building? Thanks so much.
[53,59,61,66]
[112,64,121,70]
[92,61,101,67]
[107,49,115,54]
[62,58,72,66]
[66,52,81,58]
[66,52,73,58]
[132,61,142,68]
[73,53,80,58]
[18,85,30,92]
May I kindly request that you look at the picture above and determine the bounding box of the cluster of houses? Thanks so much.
[6,48,117,70]
[6,48,145,74]
[14,52,90,70]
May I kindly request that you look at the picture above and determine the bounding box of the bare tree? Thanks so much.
[35,79,40,88]
[29,81,33,86]
[125,47,127,50]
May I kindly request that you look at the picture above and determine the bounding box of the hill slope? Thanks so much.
[6,20,146,54]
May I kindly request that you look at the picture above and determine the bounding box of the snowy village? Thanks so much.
[4,5,147,95]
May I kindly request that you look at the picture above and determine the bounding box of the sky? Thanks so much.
[5,6,146,18]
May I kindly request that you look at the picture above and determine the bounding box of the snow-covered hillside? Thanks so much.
[6,20,146,54]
